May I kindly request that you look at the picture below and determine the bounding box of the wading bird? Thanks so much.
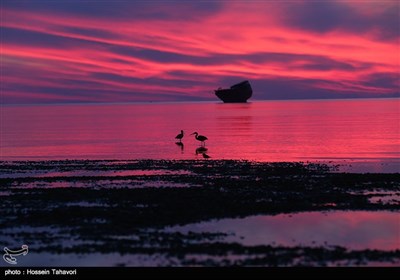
[190,132,208,146]
[175,130,184,142]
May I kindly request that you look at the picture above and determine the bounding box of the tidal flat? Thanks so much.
[1,160,399,266]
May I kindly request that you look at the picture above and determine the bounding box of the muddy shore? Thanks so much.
[1,160,399,266]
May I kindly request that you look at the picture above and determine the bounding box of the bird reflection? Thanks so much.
[202,153,211,159]
[195,146,208,155]
[195,147,211,159]
[175,142,184,153]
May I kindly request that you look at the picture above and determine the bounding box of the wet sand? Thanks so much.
[1,160,399,266]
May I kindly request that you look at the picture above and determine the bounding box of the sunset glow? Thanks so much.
[1,0,399,103]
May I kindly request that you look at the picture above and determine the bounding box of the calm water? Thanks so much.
[1,98,399,267]
[1,99,399,171]
[167,211,400,251]
[4,211,399,266]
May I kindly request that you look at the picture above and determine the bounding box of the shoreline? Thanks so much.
[1,158,398,174]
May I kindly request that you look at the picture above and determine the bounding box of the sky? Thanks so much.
[1,0,399,104]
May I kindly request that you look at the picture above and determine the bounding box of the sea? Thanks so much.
[1,98,399,172]
[1,98,399,267]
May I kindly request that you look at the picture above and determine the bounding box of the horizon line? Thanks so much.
[1,96,399,107]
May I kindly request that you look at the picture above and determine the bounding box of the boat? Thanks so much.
[214,80,252,103]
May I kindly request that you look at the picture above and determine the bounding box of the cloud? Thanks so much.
[1,1,223,21]
[2,26,101,49]
[1,1,398,104]
[281,0,399,41]
[361,72,400,91]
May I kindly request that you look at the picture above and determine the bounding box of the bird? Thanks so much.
[190,132,208,146]
[202,153,211,159]
[175,130,184,142]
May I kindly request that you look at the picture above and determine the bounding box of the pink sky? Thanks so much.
[1,0,399,103]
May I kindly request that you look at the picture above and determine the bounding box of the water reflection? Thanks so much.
[175,142,184,153]
[195,146,211,159]
[166,211,400,251]
[2,99,399,172]
[217,115,253,132]
[195,146,208,154]
[202,153,211,159]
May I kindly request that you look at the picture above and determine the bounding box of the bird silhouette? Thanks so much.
[175,130,184,142]
[190,132,208,146]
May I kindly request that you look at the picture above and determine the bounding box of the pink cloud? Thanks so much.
[1,1,398,103]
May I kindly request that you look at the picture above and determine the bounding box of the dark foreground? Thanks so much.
[1,160,399,266]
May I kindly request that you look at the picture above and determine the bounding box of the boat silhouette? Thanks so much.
[215,80,252,103]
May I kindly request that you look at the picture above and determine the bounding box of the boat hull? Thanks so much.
[214,81,252,103]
